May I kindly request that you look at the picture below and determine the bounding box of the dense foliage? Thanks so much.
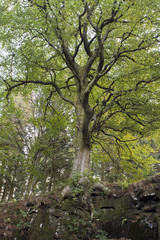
[0,0,160,201]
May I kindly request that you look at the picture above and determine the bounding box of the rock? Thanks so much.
[2,175,160,239]
[61,186,72,199]
[93,183,106,192]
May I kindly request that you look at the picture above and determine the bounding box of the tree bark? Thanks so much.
[72,131,91,173]
[8,182,14,202]
[48,168,53,192]
[1,180,10,202]
[24,174,34,199]
[72,98,93,174]
[0,175,3,201]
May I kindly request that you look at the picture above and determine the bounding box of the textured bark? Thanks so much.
[72,98,93,174]
[72,140,91,173]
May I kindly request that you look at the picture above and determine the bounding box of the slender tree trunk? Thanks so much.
[8,168,17,202]
[0,175,3,201]
[24,174,34,199]
[101,161,105,181]
[48,168,53,192]
[8,182,14,202]
[2,180,10,202]
[27,178,39,199]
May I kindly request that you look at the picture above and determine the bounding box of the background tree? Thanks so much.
[0,94,73,202]
[0,0,160,177]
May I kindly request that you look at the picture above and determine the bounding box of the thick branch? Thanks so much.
[6,79,75,107]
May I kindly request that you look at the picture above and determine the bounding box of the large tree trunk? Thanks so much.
[62,107,93,197]
[62,95,93,197]
[72,100,93,174]
[72,129,91,173]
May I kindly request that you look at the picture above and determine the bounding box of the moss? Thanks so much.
[29,209,54,240]
[61,198,75,211]
[93,195,133,223]
[1,177,160,239]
